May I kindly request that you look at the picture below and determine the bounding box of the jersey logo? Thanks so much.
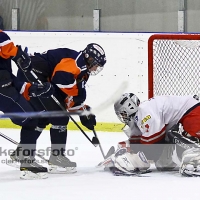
[141,115,151,125]
[122,157,131,166]
[144,124,149,132]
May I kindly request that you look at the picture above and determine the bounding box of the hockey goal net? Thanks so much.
[148,34,200,98]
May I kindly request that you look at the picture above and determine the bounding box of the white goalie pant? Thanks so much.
[114,151,150,174]
[155,144,181,171]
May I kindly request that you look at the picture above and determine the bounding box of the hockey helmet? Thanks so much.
[114,93,140,124]
[83,43,106,75]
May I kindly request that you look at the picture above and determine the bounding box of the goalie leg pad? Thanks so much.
[167,124,200,176]
[180,148,200,177]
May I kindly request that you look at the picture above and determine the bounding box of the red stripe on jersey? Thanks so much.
[129,135,141,144]
[140,126,166,144]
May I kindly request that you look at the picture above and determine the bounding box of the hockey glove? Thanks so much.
[12,45,31,72]
[65,78,87,109]
[65,88,86,110]
[29,82,54,98]
[79,105,96,130]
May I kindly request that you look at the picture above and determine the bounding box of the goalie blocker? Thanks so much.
[168,124,200,177]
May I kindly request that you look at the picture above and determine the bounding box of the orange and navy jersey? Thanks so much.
[0,30,18,73]
[35,48,89,97]
[0,30,18,59]
[0,30,27,95]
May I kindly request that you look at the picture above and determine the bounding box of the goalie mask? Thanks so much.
[83,43,106,76]
[114,93,140,125]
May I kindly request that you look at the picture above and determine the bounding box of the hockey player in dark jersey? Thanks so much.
[14,43,107,173]
[0,30,54,179]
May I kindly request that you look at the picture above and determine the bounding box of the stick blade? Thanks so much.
[96,146,115,167]
[105,146,115,159]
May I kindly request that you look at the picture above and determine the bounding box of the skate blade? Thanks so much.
[6,160,20,169]
[48,165,77,174]
[20,171,48,180]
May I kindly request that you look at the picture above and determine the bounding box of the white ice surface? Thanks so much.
[0,128,199,200]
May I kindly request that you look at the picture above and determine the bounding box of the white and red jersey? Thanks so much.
[126,95,199,144]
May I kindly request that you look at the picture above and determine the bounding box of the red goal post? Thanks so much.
[148,34,200,98]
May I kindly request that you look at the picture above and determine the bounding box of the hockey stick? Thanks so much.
[93,129,105,158]
[0,131,49,162]
[29,70,99,147]
[0,80,128,119]
[0,79,128,119]
[0,110,85,119]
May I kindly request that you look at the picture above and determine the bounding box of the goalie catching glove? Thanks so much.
[12,45,31,72]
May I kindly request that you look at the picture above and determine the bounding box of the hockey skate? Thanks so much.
[20,157,48,180]
[48,154,77,174]
[6,146,22,169]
